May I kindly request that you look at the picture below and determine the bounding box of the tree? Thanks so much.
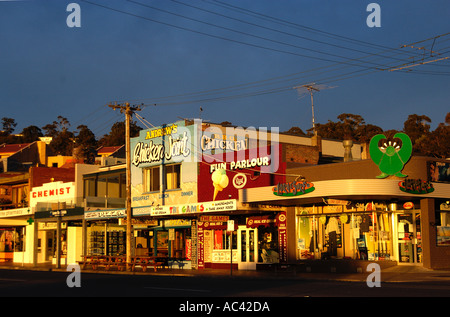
[1,117,17,135]
[21,125,43,143]
[74,125,97,163]
[98,121,142,147]
[311,113,383,143]
[402,114,431,148]
[284,126,306,136]
[43,116,75,156]
[50,130,75,156]
[415,112,450,158]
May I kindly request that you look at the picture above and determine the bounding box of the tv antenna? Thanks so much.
[293,83,336,134]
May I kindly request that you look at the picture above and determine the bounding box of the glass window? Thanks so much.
[165,164,181,190]
[107,174,120,198]
[83,177,96,197]
[437,211,450,246]
[143,166,160,192]
[97,177,107,197]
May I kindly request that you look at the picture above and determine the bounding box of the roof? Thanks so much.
[97,145,124,155]
[0,143,32,155]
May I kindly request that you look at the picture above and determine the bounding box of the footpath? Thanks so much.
[1,261,450,283]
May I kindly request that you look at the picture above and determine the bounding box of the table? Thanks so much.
[78,255,127,271]
[131,256,165,272]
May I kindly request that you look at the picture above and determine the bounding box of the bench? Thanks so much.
[78,255,108,270]
[104,256,127,271]
[132,256,164,272]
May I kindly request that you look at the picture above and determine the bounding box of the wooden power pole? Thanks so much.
[108,102,141,269]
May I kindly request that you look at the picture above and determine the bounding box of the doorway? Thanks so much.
[237,226,257,270]
[395,212,422,264]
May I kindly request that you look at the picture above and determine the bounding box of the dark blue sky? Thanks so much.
[1,0,449,139]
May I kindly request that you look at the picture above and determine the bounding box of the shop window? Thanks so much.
[143,166,160,192]
[84,173,126,198]
[156,230,169,256]
[436,211,450,246]
[0,228,24,253]
[258,227,279,263]
[84,177,96,197]
[213,230,237,250]
[11,185,28,207]
[88,225,125,256]
[165,164,181,190]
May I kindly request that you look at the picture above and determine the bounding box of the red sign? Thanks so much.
[246,216,275,228]
[185,239,192,260]
[403,202,414,210]
[197,145,285,202]
[31,186,72,198]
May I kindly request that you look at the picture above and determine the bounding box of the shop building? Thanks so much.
[240,155,450,270]
[129,119,360,270]
[82,164,127,258]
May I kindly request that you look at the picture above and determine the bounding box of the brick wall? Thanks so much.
[283,144,319,165]
[29,166,75,189]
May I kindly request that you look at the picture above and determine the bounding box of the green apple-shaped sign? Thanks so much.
[369,133,412,179]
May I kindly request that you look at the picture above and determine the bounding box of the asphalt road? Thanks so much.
[1,269,448,313]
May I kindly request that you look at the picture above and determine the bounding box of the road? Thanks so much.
[0,269,449,313]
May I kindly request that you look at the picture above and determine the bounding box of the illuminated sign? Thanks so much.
[272,181,315,197]
[399,179,434,194]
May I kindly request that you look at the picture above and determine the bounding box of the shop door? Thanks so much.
[237,226,257,270]
[396,212,422,264]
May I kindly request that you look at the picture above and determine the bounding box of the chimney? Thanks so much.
[343,140,353,162]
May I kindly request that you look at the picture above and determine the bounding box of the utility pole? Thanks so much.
[108,102,141,269]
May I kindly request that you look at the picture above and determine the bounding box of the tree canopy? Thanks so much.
[1,112,448,160]
[283,112,450,159]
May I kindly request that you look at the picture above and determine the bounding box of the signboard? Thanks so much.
[197,145,285,203]
[429,161,450,182]
[277,212,287,264]
[85,208,126,220]
[0,207,31,218]
[272,180,315,197]
[369,133,412,179]
[133,199,237,217]
[130,121,194,168]
[227,220,235,232]
[30,181,75,208]
[399,179,434,194]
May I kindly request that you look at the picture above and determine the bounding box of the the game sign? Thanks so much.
[272,180,315,197]
[399,178,434,194]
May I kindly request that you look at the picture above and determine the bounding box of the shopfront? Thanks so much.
[196,210,287,270]
[84,208,126,256]
[240,154,450,269]
[294,201,425,265]
[0,207,30,262]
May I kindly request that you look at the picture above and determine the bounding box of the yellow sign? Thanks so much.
[145,124,178,139]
